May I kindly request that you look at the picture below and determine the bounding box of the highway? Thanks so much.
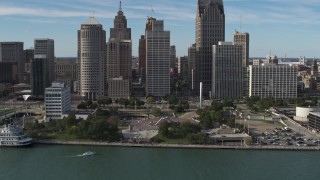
[0,101,42,121]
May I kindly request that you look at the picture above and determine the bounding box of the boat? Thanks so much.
[78,151,96,157]
[0,123,33,147]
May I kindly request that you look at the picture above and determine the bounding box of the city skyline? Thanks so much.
[0,0,319,58]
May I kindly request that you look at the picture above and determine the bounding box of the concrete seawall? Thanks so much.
[34,140,320,151]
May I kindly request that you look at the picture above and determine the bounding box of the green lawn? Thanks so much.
[36,132,91,142]
[154,134,190,145]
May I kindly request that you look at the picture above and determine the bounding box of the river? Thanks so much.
[0,145,319,180]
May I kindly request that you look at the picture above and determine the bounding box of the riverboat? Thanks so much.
[0,123,33,147]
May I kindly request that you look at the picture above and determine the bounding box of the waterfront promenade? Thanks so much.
[35,140,320,151]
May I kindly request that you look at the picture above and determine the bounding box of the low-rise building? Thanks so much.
[308,112,320,132]
[55,58,79,93]
[107,77,130,99]
[294,107,320,123]
[45,83,71,121]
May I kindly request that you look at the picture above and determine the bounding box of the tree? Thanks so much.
[303,93,310,100]
[117,98,129,108]
[211,101,223,111]
[63,113,79,129]
[86,100,93,107]
[151,108,161,117]
[88,103,98,109]
[105,98,113,105]
[159,121,170,137]
[167,95,179,105]
[187,133,207,144]
[77,120,90,137]
[146,96,156,104]
[180,121,201,137]
[222,100,235,108]
[129,98,145,107]
[96,109,110,116]
[77,102,87,109]
[180,100,189,110]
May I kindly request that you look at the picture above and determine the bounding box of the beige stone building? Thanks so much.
[107,77,130,99]
[55,58,79,93]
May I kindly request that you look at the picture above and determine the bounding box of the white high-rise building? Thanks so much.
[45,83,71,121]
[78,17,106,100]
[145,18,170,97]
[249,64,297,99]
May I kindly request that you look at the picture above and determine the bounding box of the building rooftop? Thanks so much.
[309,112,320,117]
[83,17,101,25]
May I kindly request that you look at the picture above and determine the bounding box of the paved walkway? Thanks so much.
[35,140,320,151]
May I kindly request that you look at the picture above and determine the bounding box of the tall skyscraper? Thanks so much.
[0,42,24,80]
[145,18,171,97]
[234,31,249,67]
[110,2,131,41]
[178,56,188,82]
[24,49,34,63]
[138,35,146,84]
[195,0,225,97]
[188,44,196,91]
[234,31,250,97]
[31,55,49,96]
[78,17,106,101]
[170,45,176,72]
[0,62,18,84]
[106,3,132,99]
[34,39,55,84]
[212,42,242,100]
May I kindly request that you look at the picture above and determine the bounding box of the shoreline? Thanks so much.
[34,140,320,152]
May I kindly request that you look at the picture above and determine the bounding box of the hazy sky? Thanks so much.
[0,0,319,58]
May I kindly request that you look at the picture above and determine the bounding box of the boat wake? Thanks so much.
[66,151,96,158]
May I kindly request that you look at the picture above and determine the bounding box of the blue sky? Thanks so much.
[0,0,319,58]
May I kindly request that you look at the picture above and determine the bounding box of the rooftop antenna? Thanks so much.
[240,15,243,31]
[151,5,154,17]
[119,1,122,11]
[284,53,286,61]
[90,10,95,18]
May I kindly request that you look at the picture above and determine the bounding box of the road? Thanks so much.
[269,107,319,139]
[281,114,319,139]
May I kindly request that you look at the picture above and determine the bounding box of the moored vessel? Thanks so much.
[0,123,33,147]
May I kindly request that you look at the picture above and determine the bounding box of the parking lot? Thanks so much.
[254,127,320,147]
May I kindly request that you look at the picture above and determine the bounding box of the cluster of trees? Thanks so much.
[26,111,122,141]
[246,95,319,112]
[196,100,235,129]
[175,80,188,89]
[0,89,10,98]
[115,98,145,108]
[164,95,189,114]
[155,120,208,144]
[151,107,161,117]
[77,100,98,110]
[146,96,156,104]
[288,94,318,107]
[246,97,288,112]
[97,98,112,106]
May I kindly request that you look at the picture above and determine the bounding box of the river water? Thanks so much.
[0,145,319,180]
